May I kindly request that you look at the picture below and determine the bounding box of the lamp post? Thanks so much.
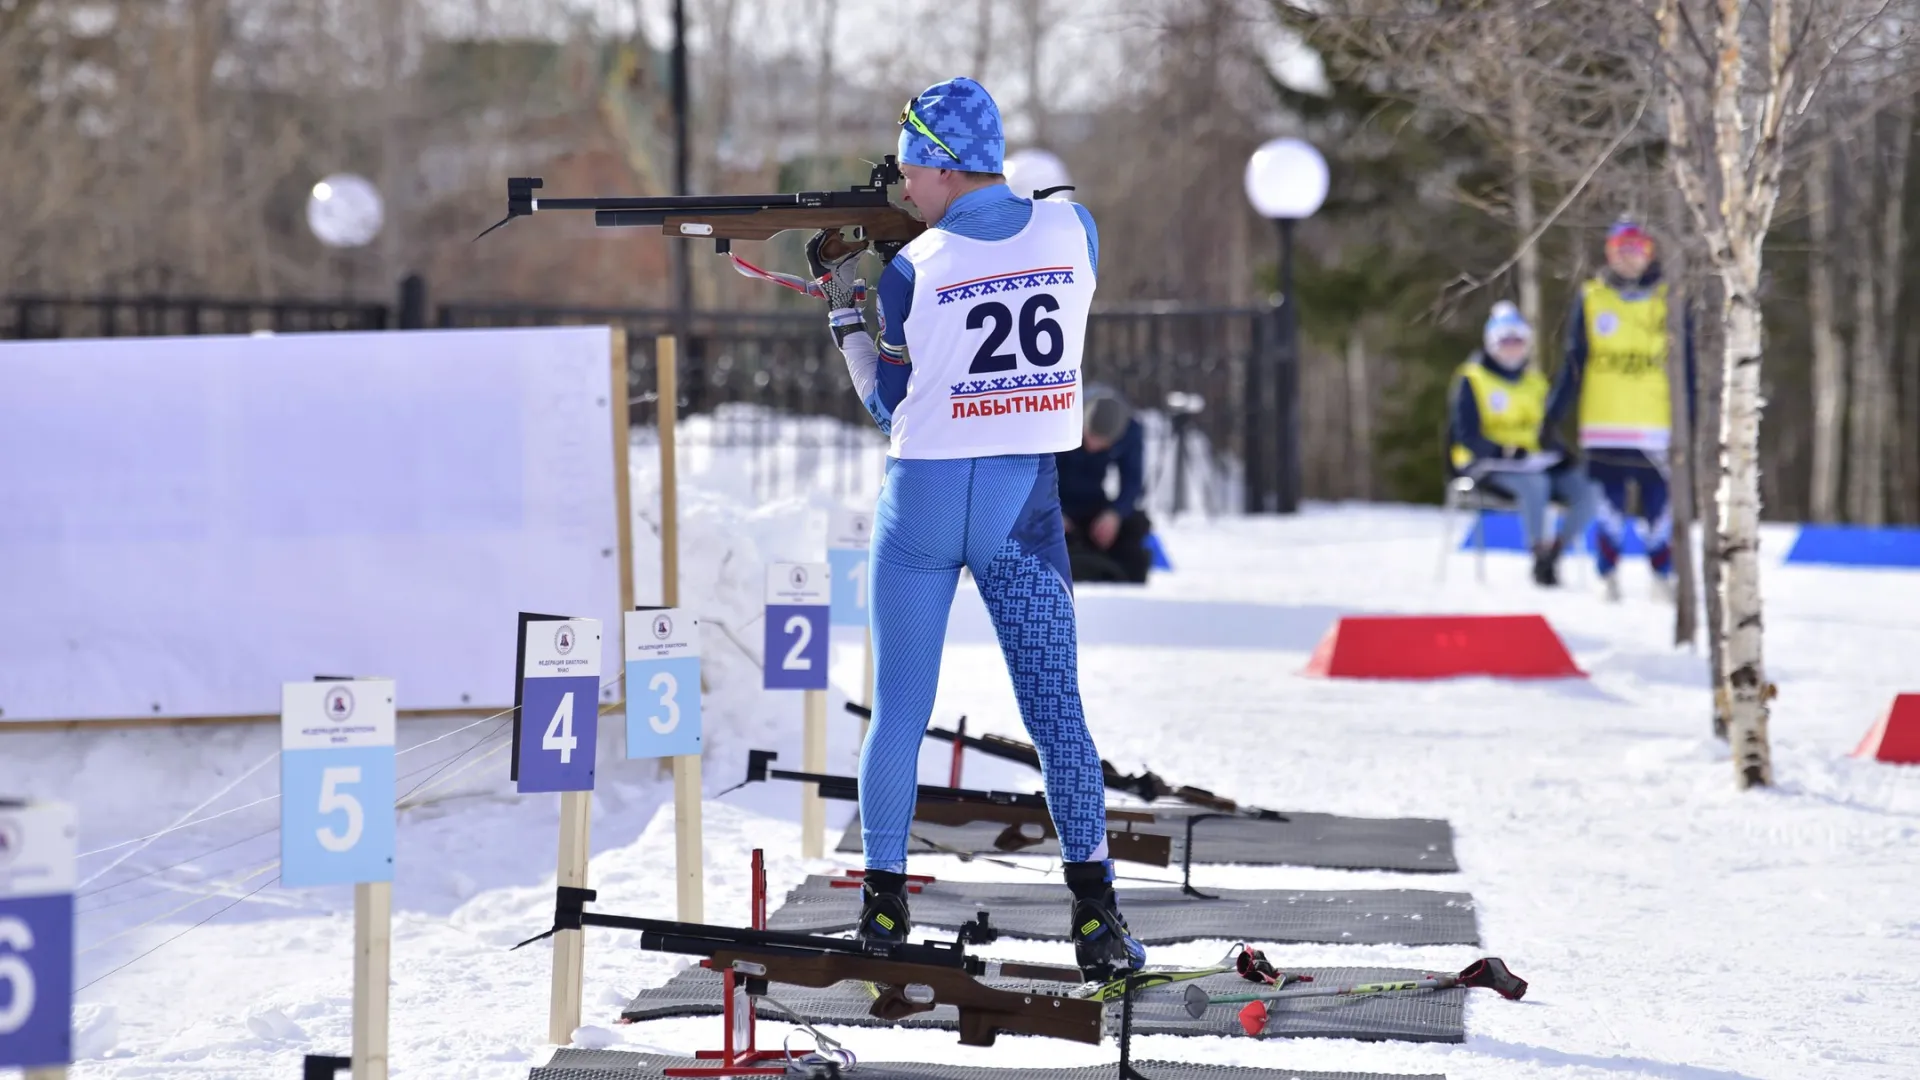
[1243,137,1327,514]
[307,173,385,304]
[1005,148,1074,201]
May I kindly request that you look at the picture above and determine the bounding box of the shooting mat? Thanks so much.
[766,875,1478,947]
[836,809,1458,874]
[532,1048,1447,1080]
[619,964,1466,1043]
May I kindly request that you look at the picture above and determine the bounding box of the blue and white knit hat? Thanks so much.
[897,77,1005,173]
[1483,300,1532,354]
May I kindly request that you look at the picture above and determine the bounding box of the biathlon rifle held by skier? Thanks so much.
[474,155,927,252]
[843,702,1273,818]
[739,749,1179,867]
[510,885,1101,1047]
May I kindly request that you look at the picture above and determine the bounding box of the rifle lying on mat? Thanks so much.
[843,702,1278,818]
[740,749,1182,867]
[1184,957,1528,1036]
[512,885,1102,1048]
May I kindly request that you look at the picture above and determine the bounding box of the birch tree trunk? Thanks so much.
[1807,133,1847,523]
[1718,240,1774,786]
[1695,285,1731,739]
[1662,213,1698,648]
[1878,108,1913,521]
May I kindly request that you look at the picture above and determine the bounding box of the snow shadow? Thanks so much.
[944,589,1353,653]
[1464,1036,1769,1080]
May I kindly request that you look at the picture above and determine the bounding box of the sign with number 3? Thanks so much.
[280,679,396,888]
[625,608,702,758]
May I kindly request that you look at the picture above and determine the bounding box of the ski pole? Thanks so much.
[1183,957,1527,1034]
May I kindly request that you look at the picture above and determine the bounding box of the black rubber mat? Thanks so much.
[618,964,1465,1043]
[766,875,1477,946]
[837,809,1458,873]
[533,1048,1447,1079]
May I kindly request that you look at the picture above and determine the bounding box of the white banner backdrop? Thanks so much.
[0,326,625,722]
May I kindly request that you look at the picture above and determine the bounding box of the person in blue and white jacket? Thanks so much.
[802,76,1144,980]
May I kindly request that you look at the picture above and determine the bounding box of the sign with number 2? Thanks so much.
[764,563,830,690]
[515,618,603,793]
[280,679,396,887]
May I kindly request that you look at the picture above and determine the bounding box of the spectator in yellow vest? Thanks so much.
[1544,218,1697,601]
[1450,301,1596,586]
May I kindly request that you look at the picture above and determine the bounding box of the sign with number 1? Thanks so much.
[764,563,830,690]
[828,508,874,628]
[625,608,702,758]
[0,799,76,1072]
[281,679,397,888]
[515,618,603,793]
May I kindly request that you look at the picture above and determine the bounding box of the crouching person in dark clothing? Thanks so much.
[1058,384,1153,584]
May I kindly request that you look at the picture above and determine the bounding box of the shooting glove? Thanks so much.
[807,229,870,345]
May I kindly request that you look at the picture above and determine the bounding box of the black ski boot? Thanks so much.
[1531,538,1562,587]
[1064,860,1146,980]
[855,869,912,946]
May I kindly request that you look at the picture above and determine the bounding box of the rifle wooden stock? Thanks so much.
[707,949,1103,1047]
[648,206,926,243]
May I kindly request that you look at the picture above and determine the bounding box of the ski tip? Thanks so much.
[1236,1000,1268,1036]
[1460,956,1528,1001]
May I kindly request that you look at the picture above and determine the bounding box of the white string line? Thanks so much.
[78,858,282,956]
[76,871,283,993]
[395,739,514,810]
[74,707,520,864]
[75,750,279,887]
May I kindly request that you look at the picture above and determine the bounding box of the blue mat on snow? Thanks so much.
[1457,510,1640,555]
[1785,524,1920,568]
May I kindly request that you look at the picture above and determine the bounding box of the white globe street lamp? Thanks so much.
[1243,137,1328,514]
[306,173,385,250]
[1005,148,1075,201]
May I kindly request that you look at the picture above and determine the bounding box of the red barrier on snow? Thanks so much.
[1303,614,1585,680]
[1852,694,1920,764]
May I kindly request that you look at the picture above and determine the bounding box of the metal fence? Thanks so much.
[2,291,1292,517]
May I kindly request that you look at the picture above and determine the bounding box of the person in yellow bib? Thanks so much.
[1450,301,1596,586]
[1543,218,1696,600]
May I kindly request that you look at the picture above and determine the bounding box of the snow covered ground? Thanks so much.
[5,493,1919,1080]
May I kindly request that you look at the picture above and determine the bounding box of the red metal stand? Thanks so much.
[947,716,967,788]
[826,868,933,892]
[663,849,788,1077]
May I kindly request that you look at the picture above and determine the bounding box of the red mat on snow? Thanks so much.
[1304,614,1585,680]
[1853,694,1920,764]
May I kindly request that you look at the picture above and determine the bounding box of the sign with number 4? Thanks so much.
[515,618,603,793]
[828,508,874,629]
[764,562,830,690]
[0,799,76,1071]
[281,679,397,888]
[625,608,702,758]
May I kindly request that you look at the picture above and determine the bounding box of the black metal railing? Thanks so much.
[2,289,1290,514]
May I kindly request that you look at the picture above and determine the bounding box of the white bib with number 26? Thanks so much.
[892,198,1096,460]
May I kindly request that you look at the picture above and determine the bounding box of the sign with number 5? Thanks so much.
[764,562,830,691]
[0,799,75,1071]
[281,679,396,887]
[514,617,603,793]
[624,608,702,758]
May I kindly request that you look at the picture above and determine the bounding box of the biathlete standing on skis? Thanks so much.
[801,76,1146,980]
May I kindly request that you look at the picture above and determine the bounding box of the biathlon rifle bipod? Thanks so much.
[844,702,1282,819]
[474,155,928,251]
[510,885,1103,1048]
[741,749,1181,868]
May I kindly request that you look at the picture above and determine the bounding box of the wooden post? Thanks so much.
[547,790,591,1044]
[610,326,636,648]
[353,881,392,1080]
[659,333,704,922]
[24,1068,68,1079]
[801,688,828,858]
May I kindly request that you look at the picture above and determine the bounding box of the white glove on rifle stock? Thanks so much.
[803,228,886,408]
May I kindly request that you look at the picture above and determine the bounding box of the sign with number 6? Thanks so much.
[0,799,75,1071]
[625,608,702,758]
[764,562,830,691]
[281,679,396,887]
[514,617,603,793]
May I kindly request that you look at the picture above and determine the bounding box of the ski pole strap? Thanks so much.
[1236,944,1291,985]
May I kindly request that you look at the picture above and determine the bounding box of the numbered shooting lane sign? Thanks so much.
[0,800,76,1071]
[625,608,702,759]
[515,618,603,793]
[828,508,875,629]
[281,680,397,888]
[764,563,830,691]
